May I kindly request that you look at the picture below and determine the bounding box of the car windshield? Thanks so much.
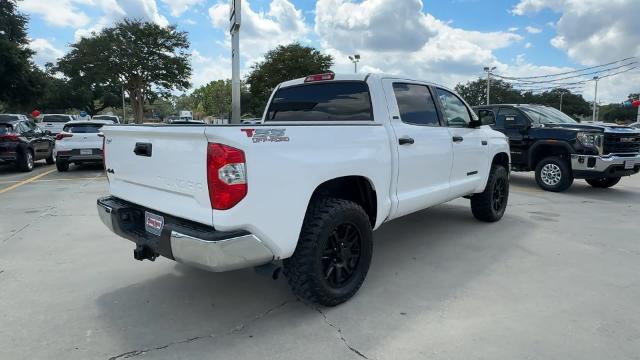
[42,115,71,123]
[0,115,20,122]
[519,106,577,124]
[63,124,103,133]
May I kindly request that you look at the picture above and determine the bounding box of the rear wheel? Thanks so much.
[535,156,573,192]
[17,149,34,172]
[284,197,373,306]
[586,177,621,188]
[56,159,69,172]
[471,164,509,222]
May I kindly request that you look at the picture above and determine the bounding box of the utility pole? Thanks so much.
[592,76,599,122]
[230,0,241,124]
[122,85,126,123]
[348,54,360,73]
[484,66,496,105]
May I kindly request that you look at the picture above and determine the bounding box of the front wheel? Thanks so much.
[471,164,509,222]
[535,156,573,192]
[586,177,621,188]
[284,197,373,307]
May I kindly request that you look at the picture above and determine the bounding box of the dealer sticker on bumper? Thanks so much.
[145,211,164,236]
[624,160,635,170]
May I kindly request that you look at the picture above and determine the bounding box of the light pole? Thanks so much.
[122,85,126,123]
[348,54,360,73]
[592,76,599,122]
[484,66,496,105]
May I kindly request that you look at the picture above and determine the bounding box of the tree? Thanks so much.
[0,0,45,110]
[57,19,191,123]
[246,43,333,115]
[454,78,523,106]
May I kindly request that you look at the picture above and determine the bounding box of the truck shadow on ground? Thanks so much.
[95,203,536,359]
[509,174,640,202]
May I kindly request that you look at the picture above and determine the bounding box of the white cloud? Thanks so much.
[209,0,310,63]
[190,50,231,88]
[508,27,519,32]
[29,38,64,66]
[162,0,204,17]
[526,26,542,34]
[512,0,640,102]
[18,0,91,28]
[524,42,533,49]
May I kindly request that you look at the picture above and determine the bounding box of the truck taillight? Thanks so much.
[304,73,335,82]
[207,143,247,210]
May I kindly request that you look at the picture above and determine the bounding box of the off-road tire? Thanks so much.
[17,149,34,172]
[586,177,621,188]
[535,156,573,192]
[283,197,373,307]
[471,164,509,222]
[56,160,69,172]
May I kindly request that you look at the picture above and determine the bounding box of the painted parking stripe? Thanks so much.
[0,169,57,195]
[0,177,104,185]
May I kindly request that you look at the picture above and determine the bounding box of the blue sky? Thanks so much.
[19,0,640,103]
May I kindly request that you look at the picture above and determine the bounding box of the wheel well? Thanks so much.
[310,176,377,227]
[492,152,510,170]
[530,144,571,169]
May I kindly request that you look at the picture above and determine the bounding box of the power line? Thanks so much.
[494,61,637,84]
[494,56,636,80]
[510,65,638,94]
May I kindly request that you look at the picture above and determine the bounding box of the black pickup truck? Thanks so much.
[473,104,640,192]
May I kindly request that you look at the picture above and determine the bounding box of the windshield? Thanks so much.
[42,115,72,123]
[0,115,20,122]
[519,106,577,124]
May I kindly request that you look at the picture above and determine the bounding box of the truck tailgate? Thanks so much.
[103,126,213,226]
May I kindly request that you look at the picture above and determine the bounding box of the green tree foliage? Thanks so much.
[0,0,45,111]
[599,104,637,123]
[455,78,591,118]
[246,43,333,115]
[56,19,191,123]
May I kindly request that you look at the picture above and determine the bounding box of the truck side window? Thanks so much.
[497,108,525,128]
[435,88,472,127]
[392,83,440,126]
[477,109,495,125]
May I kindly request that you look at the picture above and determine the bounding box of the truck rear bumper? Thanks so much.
[97,196,274,272]
[571,154,640,179]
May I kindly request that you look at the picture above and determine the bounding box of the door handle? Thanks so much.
[452,136,464,143]
[134,142,152,157]
[398,137,414,145]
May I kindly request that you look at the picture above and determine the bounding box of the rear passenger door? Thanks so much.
[434,88,487,195]
[383,80,454,219]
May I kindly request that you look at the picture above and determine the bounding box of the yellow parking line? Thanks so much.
[0,169,57,195]
[0,177,104,185]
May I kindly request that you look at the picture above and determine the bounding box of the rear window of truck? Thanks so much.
[266,81,373,122]
[42,115,71,123]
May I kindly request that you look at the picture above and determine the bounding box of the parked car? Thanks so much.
[97,73,511,306]
[54,120,111,172]
[38,114,74,135]
[473,104,640,191]
[92,115,121,124]
[630,122,640,129]
[0,114,55,171]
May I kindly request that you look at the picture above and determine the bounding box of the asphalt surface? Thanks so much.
[1,161,639,360]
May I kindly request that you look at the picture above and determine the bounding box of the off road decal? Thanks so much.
[241,128,290,143]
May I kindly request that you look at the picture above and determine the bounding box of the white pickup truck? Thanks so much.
[97,73,510,306]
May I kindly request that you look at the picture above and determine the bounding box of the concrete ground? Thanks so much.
[0,161,639,360]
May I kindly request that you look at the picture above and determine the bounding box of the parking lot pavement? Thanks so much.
[0,170,638,360]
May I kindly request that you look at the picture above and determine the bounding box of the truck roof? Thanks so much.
[278,73,449,91]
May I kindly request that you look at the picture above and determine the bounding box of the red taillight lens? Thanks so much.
[0,134,19,141]
[304,73,335,82]
[207,143,247,210]
[55,132,73,140]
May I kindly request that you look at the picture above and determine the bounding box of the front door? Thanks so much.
[496,107,529,166]
[383,80,454,219]
[434,88,487,196]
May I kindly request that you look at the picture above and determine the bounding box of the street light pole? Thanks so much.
[484,66,496,105]
[592,76,599,122]
[122,85,126,123]
[348,54,360,73]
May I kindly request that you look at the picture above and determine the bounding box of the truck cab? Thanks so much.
[474,104,640,191]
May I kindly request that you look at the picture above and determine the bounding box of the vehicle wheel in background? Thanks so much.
[471,164,509,222]
[56,160,69,172]
[17,149,34,172]
[586,177,621,188]
[46,149,55,164]
[284,197,373,307]
[534,156,573,192]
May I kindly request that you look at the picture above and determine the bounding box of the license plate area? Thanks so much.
[145,211,164,236]
[80,149,92,155]
[624,160,634,170]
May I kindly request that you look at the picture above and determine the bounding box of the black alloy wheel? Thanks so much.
[322,223,362,288]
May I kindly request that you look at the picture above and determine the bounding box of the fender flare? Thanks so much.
[527,140,574,169]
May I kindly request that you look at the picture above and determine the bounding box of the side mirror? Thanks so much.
[44,130,52,136]
[469,119,482,128]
